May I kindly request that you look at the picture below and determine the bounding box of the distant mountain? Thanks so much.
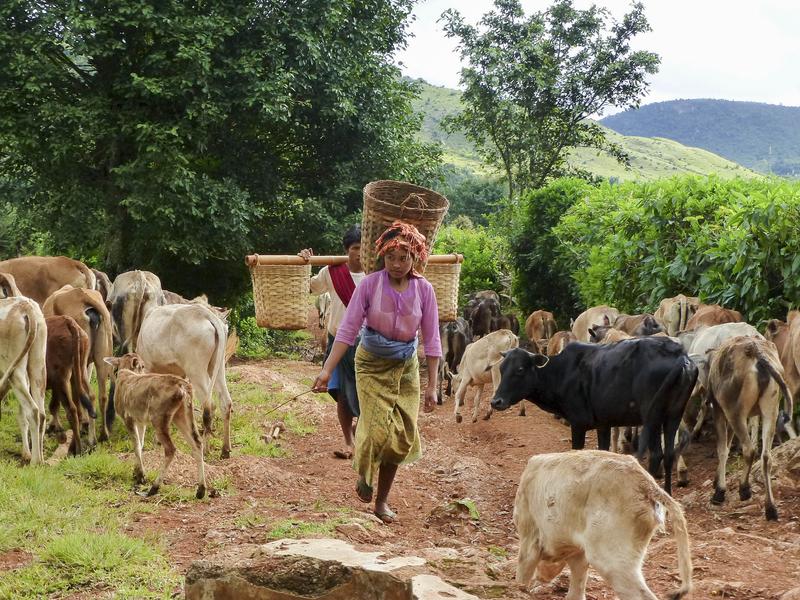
[410,80,756,181]
[600,99,800,177]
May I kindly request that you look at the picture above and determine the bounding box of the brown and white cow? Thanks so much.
[524,310,558,343]
[0,272,22,299]
[42,285,114,442]
[685,304,742,330]
[654,294,700,336]
[0,256,96,307]
[571,305,620,343]
[104,353,209,499]
[137,303,233,458]
[108,270,166,353]
[546,330,576,356]
[514,450,692,600]
[706,336,793,520]
[45,315,95,456]
[451,329,519,423]
[0,296,47,464]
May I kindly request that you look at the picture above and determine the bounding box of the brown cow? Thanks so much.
[514,450,692,600]
[45,315,95,456]
[571,305,620,342]
[0,256,95,306]
[546,330,576,356]
[42,285,114,442]
[524,310,557,342]
[104,353,209,499]
[654,294,700,336]
[706,336,793,520]
[613,313,664,336]
[685,304,742,330]
[0,296,48,464]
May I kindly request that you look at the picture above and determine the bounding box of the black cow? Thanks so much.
[470,298,500,339]
[491,337,698,494]
[438,318,472,403]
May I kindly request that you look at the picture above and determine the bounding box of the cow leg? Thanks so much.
[213,374,233,460]
[14,376,44,465]
[453,377,469,423]
[128,419,146,485]
[95,356,111,442]
[62,386,82,457]
[148,418,176,496]
[596,427,611,451]
[174,403,208,499]
[517,402,526,417]
[676,429,689,487]
[477,385,491,422]
[565,554,589,600]
[711,405,732,505]
[759,403,779,520]
[15,398,33,463]
[515,534,542,587]
[570,425,587,450]
[590,544,657,600]
[610,427,620,453]
[46,391,64,435]
[662,419,681,496]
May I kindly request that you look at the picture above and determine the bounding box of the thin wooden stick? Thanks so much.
[244,253,464,267]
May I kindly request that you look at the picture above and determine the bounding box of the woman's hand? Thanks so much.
[312,369,331,393]
[298,248,314,262]
[423,386,437,413]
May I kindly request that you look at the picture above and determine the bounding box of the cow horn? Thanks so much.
[535,355,549,368]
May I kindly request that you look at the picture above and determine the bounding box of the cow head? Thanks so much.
[635,315,664,336]
[490,348,548,411]
[0,272,21,298]
[104,352,146,376]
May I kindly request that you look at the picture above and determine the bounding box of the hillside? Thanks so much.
[600,99,800,176]
[410,80,756,181]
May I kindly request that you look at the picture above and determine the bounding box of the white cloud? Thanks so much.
[396,0,800,107]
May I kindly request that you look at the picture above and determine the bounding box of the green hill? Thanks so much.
[411,80,756,181]
[600,99,800,177]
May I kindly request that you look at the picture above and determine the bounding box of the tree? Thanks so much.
[441,0,659,201]
[0,1,440,302]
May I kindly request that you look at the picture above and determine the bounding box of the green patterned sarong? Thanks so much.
[353,345,421,487]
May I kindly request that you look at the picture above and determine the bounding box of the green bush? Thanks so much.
[433,219,511,306]
[553,175,800,323]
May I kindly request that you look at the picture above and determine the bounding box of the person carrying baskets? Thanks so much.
[299,225,365,460]
[312,221,441,524]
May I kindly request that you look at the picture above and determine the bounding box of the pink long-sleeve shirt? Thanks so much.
[335,269,442,357]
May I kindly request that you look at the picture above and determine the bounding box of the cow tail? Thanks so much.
[207,313,227,396]
[0,302,38,404]
[651,484,693,599]
[67,318,96,419]
[677,297,689,333]
[758,356,795,435]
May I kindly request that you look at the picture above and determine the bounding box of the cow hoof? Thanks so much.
[711,489,726,505]
[766,505,779,521]
[46,423,63,435]
[678,476,689,488]
[56,431,68,444]
[98,431,109,443]
[146,485,160,497]
[482,412,492,421]
[196,485,206,499]
[208,487,220,498]
[739,484,752,501]
[220,448,231,460]
[455,414,463,424]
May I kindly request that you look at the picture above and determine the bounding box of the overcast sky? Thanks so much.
[395,0,800,114]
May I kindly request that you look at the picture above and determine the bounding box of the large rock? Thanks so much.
[185,538,479,600]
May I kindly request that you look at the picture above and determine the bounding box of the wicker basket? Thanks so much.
[425,261,462,322]
[361,180,449,274]
[249,263,311,330]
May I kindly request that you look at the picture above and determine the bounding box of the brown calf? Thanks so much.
[524,310,557,342]
[545,330,576,356]
[706,336,793,520]
[685,304,742,330]
[45,315,95,455]
[104,353,209,499]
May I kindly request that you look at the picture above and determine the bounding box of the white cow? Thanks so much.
[451,329,518,423]
[515,450,692,600]
[108,270,166,353]
[136,303,233,458]
[0,297,48,464]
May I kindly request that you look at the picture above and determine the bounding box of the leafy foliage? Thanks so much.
[441,0,659,199]
[436,165,505,226]
[552,176,800,324]
[507,178,589,322]
[433,220,511,305]
[0,0,441,303]
[601,99,800,176]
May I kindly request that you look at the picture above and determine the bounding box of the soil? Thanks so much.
[61,311,800,598]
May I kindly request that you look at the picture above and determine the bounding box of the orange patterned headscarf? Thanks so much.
[375,221,428,264]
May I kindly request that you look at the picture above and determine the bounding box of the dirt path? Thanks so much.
[134,327,800,599]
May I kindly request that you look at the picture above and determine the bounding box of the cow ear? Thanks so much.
[500,350,508,357]
[602,315,610,326]
[534,354,549,368]
[103,357,118,368]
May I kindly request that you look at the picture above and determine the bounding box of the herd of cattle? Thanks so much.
[0,255,236,499]
[427,291,798,598]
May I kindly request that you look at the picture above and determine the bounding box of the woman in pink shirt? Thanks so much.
[312,221,441,524]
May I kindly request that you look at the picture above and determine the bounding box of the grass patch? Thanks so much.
[487,545,508,559]
[453,498,480,520]
[266,517,349,540]
[234,511,268,529]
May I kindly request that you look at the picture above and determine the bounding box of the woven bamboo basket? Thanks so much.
[249,262,311,330]
[424,259,463,322]
[361,180,449,274]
